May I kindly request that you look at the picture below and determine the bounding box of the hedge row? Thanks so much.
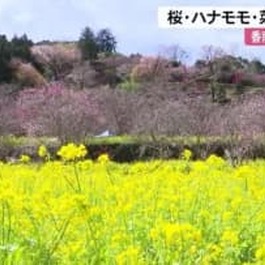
[0,136,265,163]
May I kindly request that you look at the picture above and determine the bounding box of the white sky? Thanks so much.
[0,0,264,64]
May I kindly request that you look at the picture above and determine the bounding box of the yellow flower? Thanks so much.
[235,165,253,179]
[151,222,201,246]
[57,143,87,161]
[97,153,110,164]
[38,145,49,159]
[77,160,93,171]
[116,246,142,265]
[189,245,197,255]
[221,230,239,245]
[256,244,265,261]
[206,154,226,167]
[182,149,192,160]
[19,154,30,163]
[203,243,222,263]
[222,211,233,222]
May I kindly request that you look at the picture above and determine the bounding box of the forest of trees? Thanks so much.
[0,26,117,85]
[0,25,265,144]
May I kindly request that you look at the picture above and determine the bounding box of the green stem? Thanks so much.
[74,163,82,193]
[2,202,5,246]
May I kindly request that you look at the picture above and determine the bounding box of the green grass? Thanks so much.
[1,134,265,147]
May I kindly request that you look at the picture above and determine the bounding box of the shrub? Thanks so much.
[249,59,265,74]
[118,77,139,92]
[167,65,188,82]
[237,72,265,87]
[9,59,47,88]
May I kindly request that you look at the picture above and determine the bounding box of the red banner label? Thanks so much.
[245,28,265,45]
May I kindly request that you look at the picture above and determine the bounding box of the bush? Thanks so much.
[9,59,47,88]
[238,74,257,87]
[249,59,265,74]
[237,72,265,87]
[167,65,188,82]
[118,77,139,92]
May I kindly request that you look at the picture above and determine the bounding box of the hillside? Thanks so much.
[0,33,265,147]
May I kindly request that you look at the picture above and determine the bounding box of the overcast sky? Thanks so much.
[0,0,264,64]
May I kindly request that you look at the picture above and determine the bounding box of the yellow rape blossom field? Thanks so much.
[0,144,265,264]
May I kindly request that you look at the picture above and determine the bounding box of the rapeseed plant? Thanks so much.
[256,244,265,261]
[182,149,192,161]
[19,154,31,163]
[0,145,264,264]
[97,153,110,164]
[57,143,87,161]
[38,144,50,160]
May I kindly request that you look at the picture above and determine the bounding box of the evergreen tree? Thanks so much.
[11,34,33,62]
[0,34,12,82]
[78,27,98,61]
[96,28,117,54]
